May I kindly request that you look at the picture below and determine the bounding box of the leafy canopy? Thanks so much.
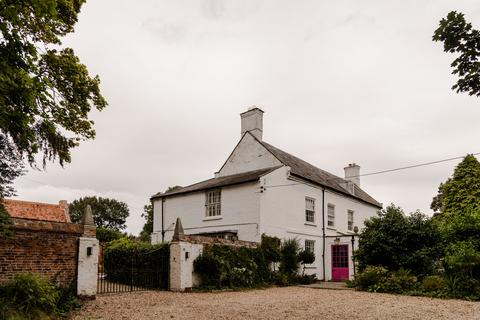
[431,155,480,215]
[0,0,107,228]
[433,11,480,97]
[356,204,443,277]
[69,196,129,230]
[138,204,153,243]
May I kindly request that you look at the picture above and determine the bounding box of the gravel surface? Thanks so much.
[71,287,480,320]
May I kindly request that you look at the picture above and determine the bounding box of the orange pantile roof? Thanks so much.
[4,199,71,223]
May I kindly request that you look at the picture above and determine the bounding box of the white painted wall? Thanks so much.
[152,181,261,243]
[258,166,379,280]
[217,133,281,177]
[152,133,381,281]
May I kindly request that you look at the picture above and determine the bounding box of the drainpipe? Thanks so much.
[322,187,326,281]
[161,198,165,243]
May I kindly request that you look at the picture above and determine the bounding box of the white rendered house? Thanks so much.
[151,108,382,281]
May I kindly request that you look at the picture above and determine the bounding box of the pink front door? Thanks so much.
[331,244,349,281]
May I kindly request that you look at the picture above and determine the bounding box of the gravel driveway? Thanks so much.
[71,287,480,320]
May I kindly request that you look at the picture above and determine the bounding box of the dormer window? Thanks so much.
[205,189,221,217]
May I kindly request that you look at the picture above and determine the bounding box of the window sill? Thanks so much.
[203,216,223,221]
[326,227,336,231]
[304,266,317,269]
[304,222,317,227]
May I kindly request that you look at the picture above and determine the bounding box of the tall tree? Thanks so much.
[0,135,23,238]
[433,11,480,97]
[69,196,129,230]
[0,0,107,213]
[139,204,153,243]
[431,155,480,215]
[432,155,480,251]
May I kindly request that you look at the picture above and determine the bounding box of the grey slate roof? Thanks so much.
[151,132,382,208]
[257,138,382,208]
[151,166,281,199]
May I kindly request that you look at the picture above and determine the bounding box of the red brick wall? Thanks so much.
[0,218,84,287]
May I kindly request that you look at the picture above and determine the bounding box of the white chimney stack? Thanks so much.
[240,107,264,140]
[344,163,360,187]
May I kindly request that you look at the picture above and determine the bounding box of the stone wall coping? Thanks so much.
[12,218,84,235]
[175,234,258,248]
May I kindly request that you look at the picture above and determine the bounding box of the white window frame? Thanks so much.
[327,203,335,227]
[305,239,315,253]
[305,197,315,223]
[348,210,354,231]
[205,189,221,217]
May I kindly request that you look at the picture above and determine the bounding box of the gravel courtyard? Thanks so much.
[72,287,480,320]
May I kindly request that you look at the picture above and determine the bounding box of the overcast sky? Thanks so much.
[12,0,480,235]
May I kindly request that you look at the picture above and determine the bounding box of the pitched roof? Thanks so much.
[4,199,71,223]
[256,137,382,208]
[151,166,281,199]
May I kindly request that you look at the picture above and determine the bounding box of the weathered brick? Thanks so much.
[0,218,84,287]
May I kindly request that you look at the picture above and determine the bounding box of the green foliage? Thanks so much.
[298,249,315,275]
[260,234,281,264]
[444,241,480,277]
[0,274,81,319]
[433,11,480,97]
[0,0,107,204]
[104,238,169,288]
[194,237,317,290]
[0,273,58,318]
[96,227,124,243]
[280,238,300,276]
[374,269,418,294]
[69,196,130,230]
[422,275,446,292]
[193,245,268,288]
[352,265,389,291]
[0,201,13,239]
[356,204,443,277]
[353,267,418,294]
[139,204,153,243]
[0,136,25,205]
[193,253,224,288]
[432,155,480,216]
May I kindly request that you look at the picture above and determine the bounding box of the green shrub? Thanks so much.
[96,227,124,243]
[356,205,443,277]
[422,275,446,292]
[273,272,289,286]
[193,253,224,288]
[374,269,418,294]
[280,238,300,276]
[104,238,169,288]
[260,234,281,265]
[1,273,59,315]
[298,249,315,275]
[353,266,388,291]
[292,273,317,284]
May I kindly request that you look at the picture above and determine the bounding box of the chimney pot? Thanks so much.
[344,163,360,187]
[240,107,264,140]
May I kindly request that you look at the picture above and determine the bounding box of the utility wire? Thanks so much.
[263,152,480,188]
[348,152,480,179]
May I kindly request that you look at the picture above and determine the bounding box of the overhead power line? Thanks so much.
[351,152,480,179]
[263,152,480,188]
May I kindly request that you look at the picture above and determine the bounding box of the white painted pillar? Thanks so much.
[77,237,99,297]
[169,241,203,292]
[77,205,99,298]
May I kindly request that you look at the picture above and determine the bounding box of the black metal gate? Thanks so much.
[97,244,169,293]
